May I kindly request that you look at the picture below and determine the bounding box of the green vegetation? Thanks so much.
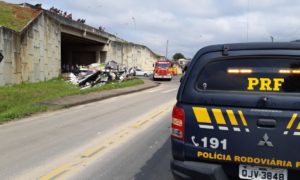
[173,53,186,61]
[0,78,144,123]
[0,1,40,31]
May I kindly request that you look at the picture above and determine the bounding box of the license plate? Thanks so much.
[239,164,288,180]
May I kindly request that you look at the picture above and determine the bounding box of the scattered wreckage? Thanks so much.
[65,61,132,90]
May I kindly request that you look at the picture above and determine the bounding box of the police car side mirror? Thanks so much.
[0,52,3,63]
[180,74,185,83]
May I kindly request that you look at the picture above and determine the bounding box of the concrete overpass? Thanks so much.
[0,2,160,85]
[43,10,113,71]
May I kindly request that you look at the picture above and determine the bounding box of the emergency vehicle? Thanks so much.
[171,43,300,180]
[153,60,172,81]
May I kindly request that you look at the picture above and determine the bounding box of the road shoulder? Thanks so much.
[43,79,159,109]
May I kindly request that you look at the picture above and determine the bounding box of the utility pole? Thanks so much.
[165,40,169,59]
[270,36,274,42]
[131,17,136,68]
[132,17,136,31]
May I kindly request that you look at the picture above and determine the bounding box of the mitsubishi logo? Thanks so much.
[257,133,274,147]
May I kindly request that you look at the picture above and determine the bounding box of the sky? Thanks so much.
[6,0,300,58]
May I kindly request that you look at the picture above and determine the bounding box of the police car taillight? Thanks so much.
[172,106,185,140]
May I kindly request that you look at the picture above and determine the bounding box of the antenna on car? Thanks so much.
[222,45,230,56]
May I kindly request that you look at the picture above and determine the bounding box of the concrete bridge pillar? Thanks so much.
[96,51,101,63]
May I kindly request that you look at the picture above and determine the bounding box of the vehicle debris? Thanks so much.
[64,61,133,90]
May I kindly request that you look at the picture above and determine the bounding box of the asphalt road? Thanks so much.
[0,77,179,180]
[70,109,173,180]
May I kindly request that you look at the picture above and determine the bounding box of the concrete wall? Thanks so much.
[0,9,160,85]
[106,41,159,71]
[0,13,60,85]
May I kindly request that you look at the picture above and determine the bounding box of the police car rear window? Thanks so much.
[197,58,300,93]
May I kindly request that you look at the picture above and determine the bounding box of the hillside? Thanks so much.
[0,1,41,31]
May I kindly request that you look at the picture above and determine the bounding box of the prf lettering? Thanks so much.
[296,161,300,168]
[247,78,284,91]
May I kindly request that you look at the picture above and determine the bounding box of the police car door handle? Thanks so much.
[257,119,277,128]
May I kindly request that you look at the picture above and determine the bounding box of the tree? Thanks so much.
[173,53,185,61]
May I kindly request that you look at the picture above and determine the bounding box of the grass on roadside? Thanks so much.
[0,78,144,123]
[0,1,41,31]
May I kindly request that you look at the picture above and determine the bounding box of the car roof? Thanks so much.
[189,42,300,71]
[196,42,300,55]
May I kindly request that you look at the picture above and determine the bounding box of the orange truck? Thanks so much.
[153,60,173,81]
[169,66,178,76]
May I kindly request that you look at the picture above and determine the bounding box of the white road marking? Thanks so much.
[147,88,164,93]
[245,128,250,133]
[162,88,178,94]
[233,127,241,132]
[199,125,214,129]
[283,131,288,135]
